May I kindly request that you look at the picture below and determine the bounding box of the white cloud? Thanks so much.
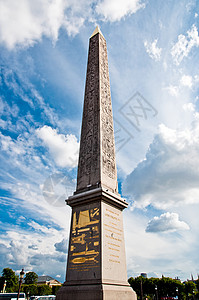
[123,119,199,210]
[144,39,162,61]
[180,75,193,88]
[0,0,57,49]
[183,103,195,112]
[0,97,19,118]
[146,212,190,233]
[36,125,79,168]
[194,75,199,83]
[124,210,196,280]
[54,238,68,252]
[28,220,56,234]
[1,67,75,133]
[0,222,67,279]
[0,0,87,49]
[164,75,196,101]
[96,0,145,22]
[164,85,179,97]
[0,101,75,231]
[0,133,26,155]
[171,24,199,65]
[0,0,145,49]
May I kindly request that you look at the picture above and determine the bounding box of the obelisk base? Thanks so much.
[56,283,137,300]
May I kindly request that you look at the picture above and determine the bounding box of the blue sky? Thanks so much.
[0,0,199,282]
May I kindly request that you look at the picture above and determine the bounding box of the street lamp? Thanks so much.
[176,287,178,300]
[155,285,158,300]
[140,277,143,300]
[17,269,25,300]
[3,280,7,293]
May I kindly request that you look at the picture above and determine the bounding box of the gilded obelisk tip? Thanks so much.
[90,26,104,38]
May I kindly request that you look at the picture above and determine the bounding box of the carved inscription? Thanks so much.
[104,207,122,264]
[77,34,100,190]
[99,35,117,181]
[76,32,117,192]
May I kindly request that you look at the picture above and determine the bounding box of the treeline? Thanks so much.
[128,276,199,300]
[21,284,60,296]
[0,268,61,296]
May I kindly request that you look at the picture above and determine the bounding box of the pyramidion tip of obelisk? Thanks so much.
[90,26,104,38]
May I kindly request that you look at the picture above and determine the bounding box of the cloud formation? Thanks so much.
[180,75,193,88]
[36,125,79,168]
[55,238,68,253]
[0,216,68,277]
[0,0,86,49]
[124,210,195,280]
[123,119,199,210]
[171,24,199,65]
[144,39,162,61]
[146,212,190,233]
[0,0,145,49]
[96,0,145,22]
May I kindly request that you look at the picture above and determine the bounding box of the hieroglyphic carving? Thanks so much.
[99,34,117,181]
[67,203,101,279]
[76,32,117,193]
[77,34,100,191]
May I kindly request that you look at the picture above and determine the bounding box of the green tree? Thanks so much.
[195,279,199,293]
[0,268,18,292]
[184,281,196,299]
[157,276,177,298]
[37,284,52,296]
[21,284,38,296]
[24,272,38,285]
[128,276,185,300]
[128,276,154,299]
[128,276,141,299]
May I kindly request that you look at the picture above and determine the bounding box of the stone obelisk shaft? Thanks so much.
[56,27,137,300]
[76,28,118,194]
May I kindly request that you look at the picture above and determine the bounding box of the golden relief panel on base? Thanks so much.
[68,204,100,271]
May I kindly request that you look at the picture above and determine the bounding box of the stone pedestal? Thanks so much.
[57,284,136,300]
[56,188,136,300]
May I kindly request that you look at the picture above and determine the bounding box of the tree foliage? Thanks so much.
[21,284,62,296]
[24,272,38,285]
[0,268,62,296]
[37,284,52,296]
[0,268,19,292]
[22,284,38,296]
[184,281,196,297]
[128,276,190,300]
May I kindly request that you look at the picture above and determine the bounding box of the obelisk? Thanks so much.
[56,27,137,300]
